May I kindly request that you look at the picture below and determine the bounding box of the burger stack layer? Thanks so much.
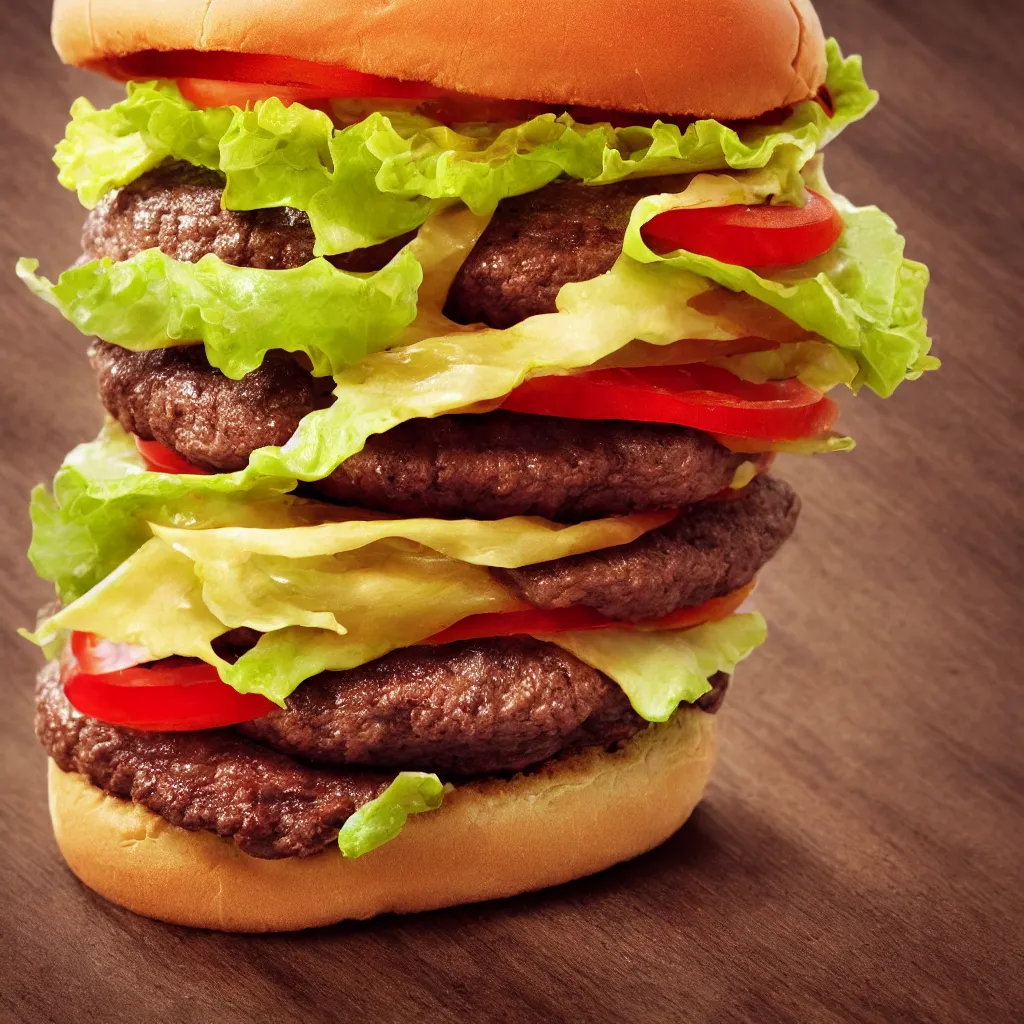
[21,41,933,864]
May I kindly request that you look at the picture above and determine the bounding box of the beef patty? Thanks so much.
[82,161,412,272]
[495,474,800,621]
[444,175,679,327]
[90,341,336,467]
[37,646,728,858]
[36,661,392,859]
[91,340,751,519]
[238,637,645,775]
[82,161,673,326]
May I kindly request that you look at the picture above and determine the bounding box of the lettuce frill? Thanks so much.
[17,248,422,379]
[54,40,874,254]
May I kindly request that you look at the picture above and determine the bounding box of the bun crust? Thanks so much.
[51,0,826,118]
[48,710,716,932]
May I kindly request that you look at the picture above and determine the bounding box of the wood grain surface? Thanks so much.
[1,1,1021,1021]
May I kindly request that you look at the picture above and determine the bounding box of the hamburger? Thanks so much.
[18,0,934,931]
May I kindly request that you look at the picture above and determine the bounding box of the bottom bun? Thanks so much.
[48,710,717,932]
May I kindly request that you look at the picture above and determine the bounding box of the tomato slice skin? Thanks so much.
[177,79,336,109]
[61,651,277,732]
[425,582,754,645]
[501,365,837,441]
[103,52,682,125]
[99,50,447,100]
[642,190,844,267]
[135,436,211,475]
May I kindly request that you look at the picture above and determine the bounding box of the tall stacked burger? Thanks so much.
[19,0,934,930]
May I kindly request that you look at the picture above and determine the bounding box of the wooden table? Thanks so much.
[1,1,1021,1020]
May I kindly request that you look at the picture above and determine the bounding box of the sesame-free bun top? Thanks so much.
[51,0,827,119]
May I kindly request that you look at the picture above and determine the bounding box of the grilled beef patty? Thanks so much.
[82,161,411,272]
[238,637,645,775]
[90,341,336,468]
[313,412,753,520]
[36,661,392,860]
[443,175,684,327]
[90,340,752,519]
[494,473,799,621]
[37,647,728,859]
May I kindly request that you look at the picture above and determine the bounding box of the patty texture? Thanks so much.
[238,637,645,775]
[91,340,751,518]
[315,412,751,520]
[82,161,411,272]
[36,661,391,860]
[82,162,681,328]
[495,474,800,621]
[37,647,728,858]
[90,341,335,470]
[444,175,683,328]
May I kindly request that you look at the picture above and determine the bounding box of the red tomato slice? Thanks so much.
[135,436,211,475]
[176,79,550,123]
[425,582,754,645]
[103,52,652,123]
[99,50,447,100]
[642,190,844,267]
[177,78,337,109]
[61,650,276,731]
[501,365,837,441]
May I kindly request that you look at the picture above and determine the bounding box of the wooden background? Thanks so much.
[1,1,1021,1020]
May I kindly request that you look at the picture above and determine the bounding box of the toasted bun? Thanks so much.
[51,0,826,119]
[48,710,715,932]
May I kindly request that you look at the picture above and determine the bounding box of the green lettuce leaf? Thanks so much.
[621,159,935,397]
[27,511,760,715]
[24,538,228,665]
[546,613,767,720]
[16,246,422,380]
[55,86,230,206]
[55,40,873,253]
[152,504,668,567]
[28,423,300,603]
[246,258,741,482]
[27,489,671,701]
[338,773,449,858]
[18,202,487,382]
[712,340,859,392]
[24,532,514,697]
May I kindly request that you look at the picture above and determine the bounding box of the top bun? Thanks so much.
[51,0,827,119]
